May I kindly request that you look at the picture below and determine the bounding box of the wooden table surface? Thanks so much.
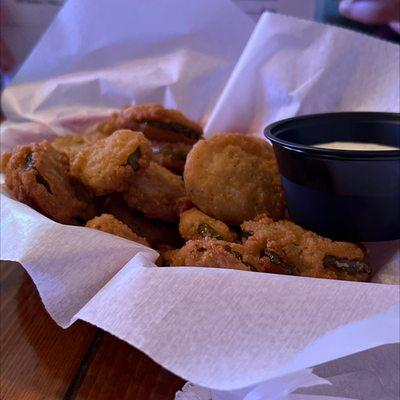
[0,260,185,400]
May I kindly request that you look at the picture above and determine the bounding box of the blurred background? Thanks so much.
[1,0,399,86]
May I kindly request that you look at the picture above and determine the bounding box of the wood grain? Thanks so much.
[74,331,184,400]
[0,261,185,399]
[0,261,97,400]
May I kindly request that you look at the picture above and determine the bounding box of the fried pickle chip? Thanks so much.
[241,214,370,281]
[102,194,183,249]
[184,133,285,225]
[163,238,261,271]
[123,161,185,222]
[86,213,149,246]
[51,133,106,160]
[98,103,203,144]
[152,141,192,174]
[179,208,236,242]
[70,130,152,196]
[2,141,95,224]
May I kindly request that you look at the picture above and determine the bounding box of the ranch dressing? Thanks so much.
[313,141,399,151]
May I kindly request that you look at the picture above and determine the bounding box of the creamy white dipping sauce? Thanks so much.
[313,141,399,151]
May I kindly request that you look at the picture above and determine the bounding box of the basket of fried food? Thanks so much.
[1,103,371,282]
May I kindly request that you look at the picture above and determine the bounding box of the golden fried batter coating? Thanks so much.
[86,213,149,246]
[2,141,95,224]
[176,196,194,214]
[0,151,11,173]
[123,161,185,222]
[179,208,236,242]
[184,133,285,226]
[152,141,192,174]
[98,103,203,144]
[102,194,183,250]
[163,238,262,271]
[241,215,370,281]
[70,130,152,196]
[51,133,106,160]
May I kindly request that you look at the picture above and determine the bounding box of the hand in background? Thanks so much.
[339,0,400,33]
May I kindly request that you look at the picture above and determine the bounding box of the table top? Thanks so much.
[0,260,185,400]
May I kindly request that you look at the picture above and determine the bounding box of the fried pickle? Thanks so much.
[86,213,149,246]
[184,133,285,225]
[97,103,203,144]
[163,238,261,271]
[241,214,370,281]
[123,161,185,222]
[152,141,192,174]
[51,133,106,160]
[102,194,183,249]
[70,129,152,196]
[179,208,236,242]
[2,141,95,224]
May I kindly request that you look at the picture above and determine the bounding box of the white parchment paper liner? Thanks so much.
[1,0,399,392]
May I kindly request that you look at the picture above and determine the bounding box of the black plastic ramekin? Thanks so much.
[265,112,400,242]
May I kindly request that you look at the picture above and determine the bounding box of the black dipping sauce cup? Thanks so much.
[265,112,400,242]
